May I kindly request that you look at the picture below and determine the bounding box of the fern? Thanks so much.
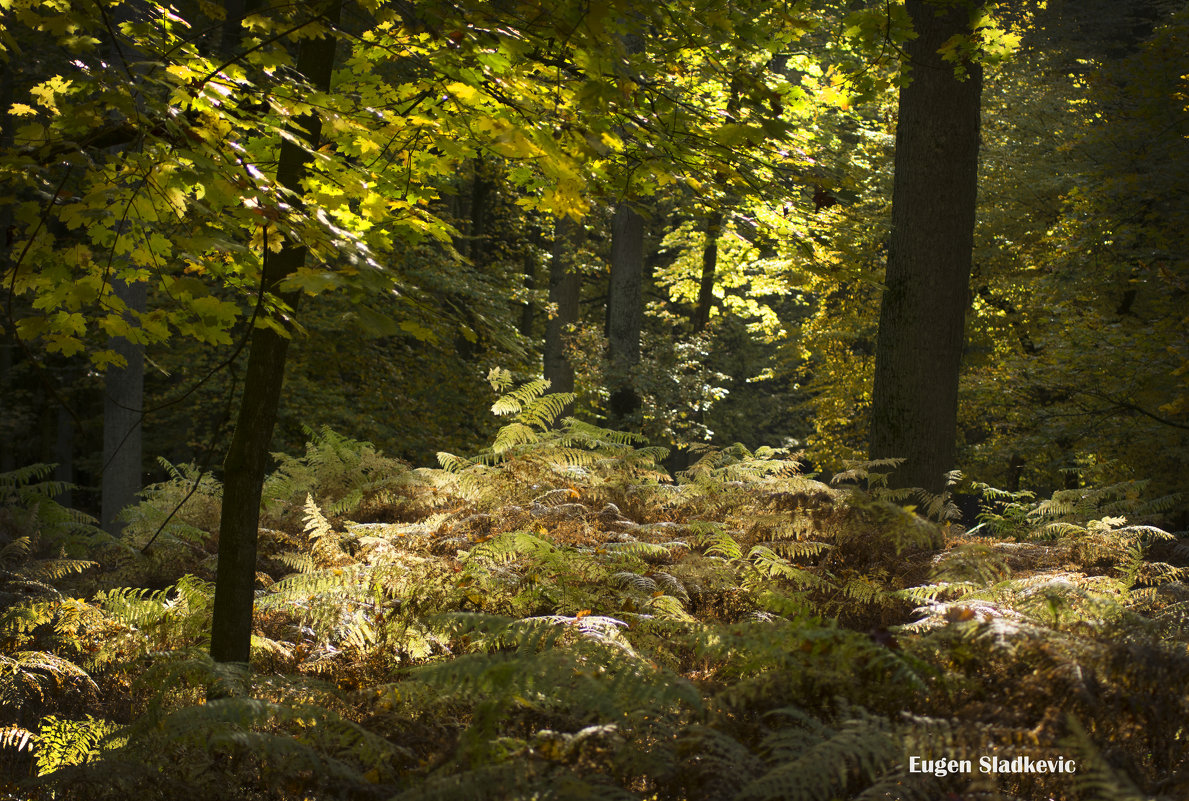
[263,426,424,522]
[34,714,123,777]
[96,574,214,651]
[0,651,99,716]
[0,465,107,556]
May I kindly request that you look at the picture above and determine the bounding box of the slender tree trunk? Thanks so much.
[210,0,342,666]
[544,217,581,399]
[606,204,644,425]
[101,277,145,535]
[869,0,982,494]
[469,157,489,266]
[519,249,535,338]
[692,211,723,332]
[55,404,72,506]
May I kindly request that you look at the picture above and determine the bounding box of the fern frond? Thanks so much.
[734,707,901,801]
[35,715,122,777]
[490,421,539,455]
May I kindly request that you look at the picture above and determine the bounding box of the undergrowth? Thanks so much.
[1,374,1185,799]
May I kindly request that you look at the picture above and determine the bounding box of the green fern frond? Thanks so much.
[275,551,317,574]
[746,546,822,589]
[486,366,516,393]
[96,575,214,650]
[701,528,744,560]
[490,421,539,455]
[734,707,901,801]
[0,536,34,566]
[35,714,122,777]
[436,451,471,473]
[20,559,97,581]
[601,540,680,560]
[1064,717,1147,801]
[303,497,333,540]
[610,571,657,593]
[830,458,904,487]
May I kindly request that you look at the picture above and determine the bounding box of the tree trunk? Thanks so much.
[691,211,723,332]
[0,71,14,475]
[544,216,580,400]
[519,249,535,338]
[469,157,489,266]
[606,204,644,425]
[101,276,145,535]
[54,396,73,507]
[869,0,982,494]
[219,0,262,55]
[210,0,342,667]
[0,344,13,474]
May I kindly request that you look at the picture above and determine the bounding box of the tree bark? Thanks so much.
[469,157,489,266]
[691,211,723,333]
[869,0,982,494]
[210,0,342,667]
[101,276,145,535]
[544,216,580,399]
[606,204,644,425]
[519,249,535,338]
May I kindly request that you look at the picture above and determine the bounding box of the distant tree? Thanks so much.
[544,216,581,400]
[691,211,724,333]
[606,204,645,427]
[100,276,144,536]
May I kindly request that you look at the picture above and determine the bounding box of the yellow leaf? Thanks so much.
[446,81,481,104]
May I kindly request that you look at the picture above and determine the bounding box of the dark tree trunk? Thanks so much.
[606,204,644,425]
[219,0,262,55]
[54,397,73,506]
[210,0,342,667]
[469,158,489,266]
[544,217,580,400]
[0,72,14,475]
[691,211,723,333]
[869,0,983,494]
[101,277,145,535]
[0,344,13,473]
[519,249,535,338]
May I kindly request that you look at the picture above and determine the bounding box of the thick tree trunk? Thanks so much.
[0,73,14,475]
[210,0,341,667]
[869,0,982,494]
[101,277,145,535]
[606,204,644,425]
[692,211,723,333]
[544,217,580,398]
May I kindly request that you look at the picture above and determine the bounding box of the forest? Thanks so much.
[1,0,1187,798]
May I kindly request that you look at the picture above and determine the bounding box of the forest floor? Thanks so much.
[2,418,1187,800]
